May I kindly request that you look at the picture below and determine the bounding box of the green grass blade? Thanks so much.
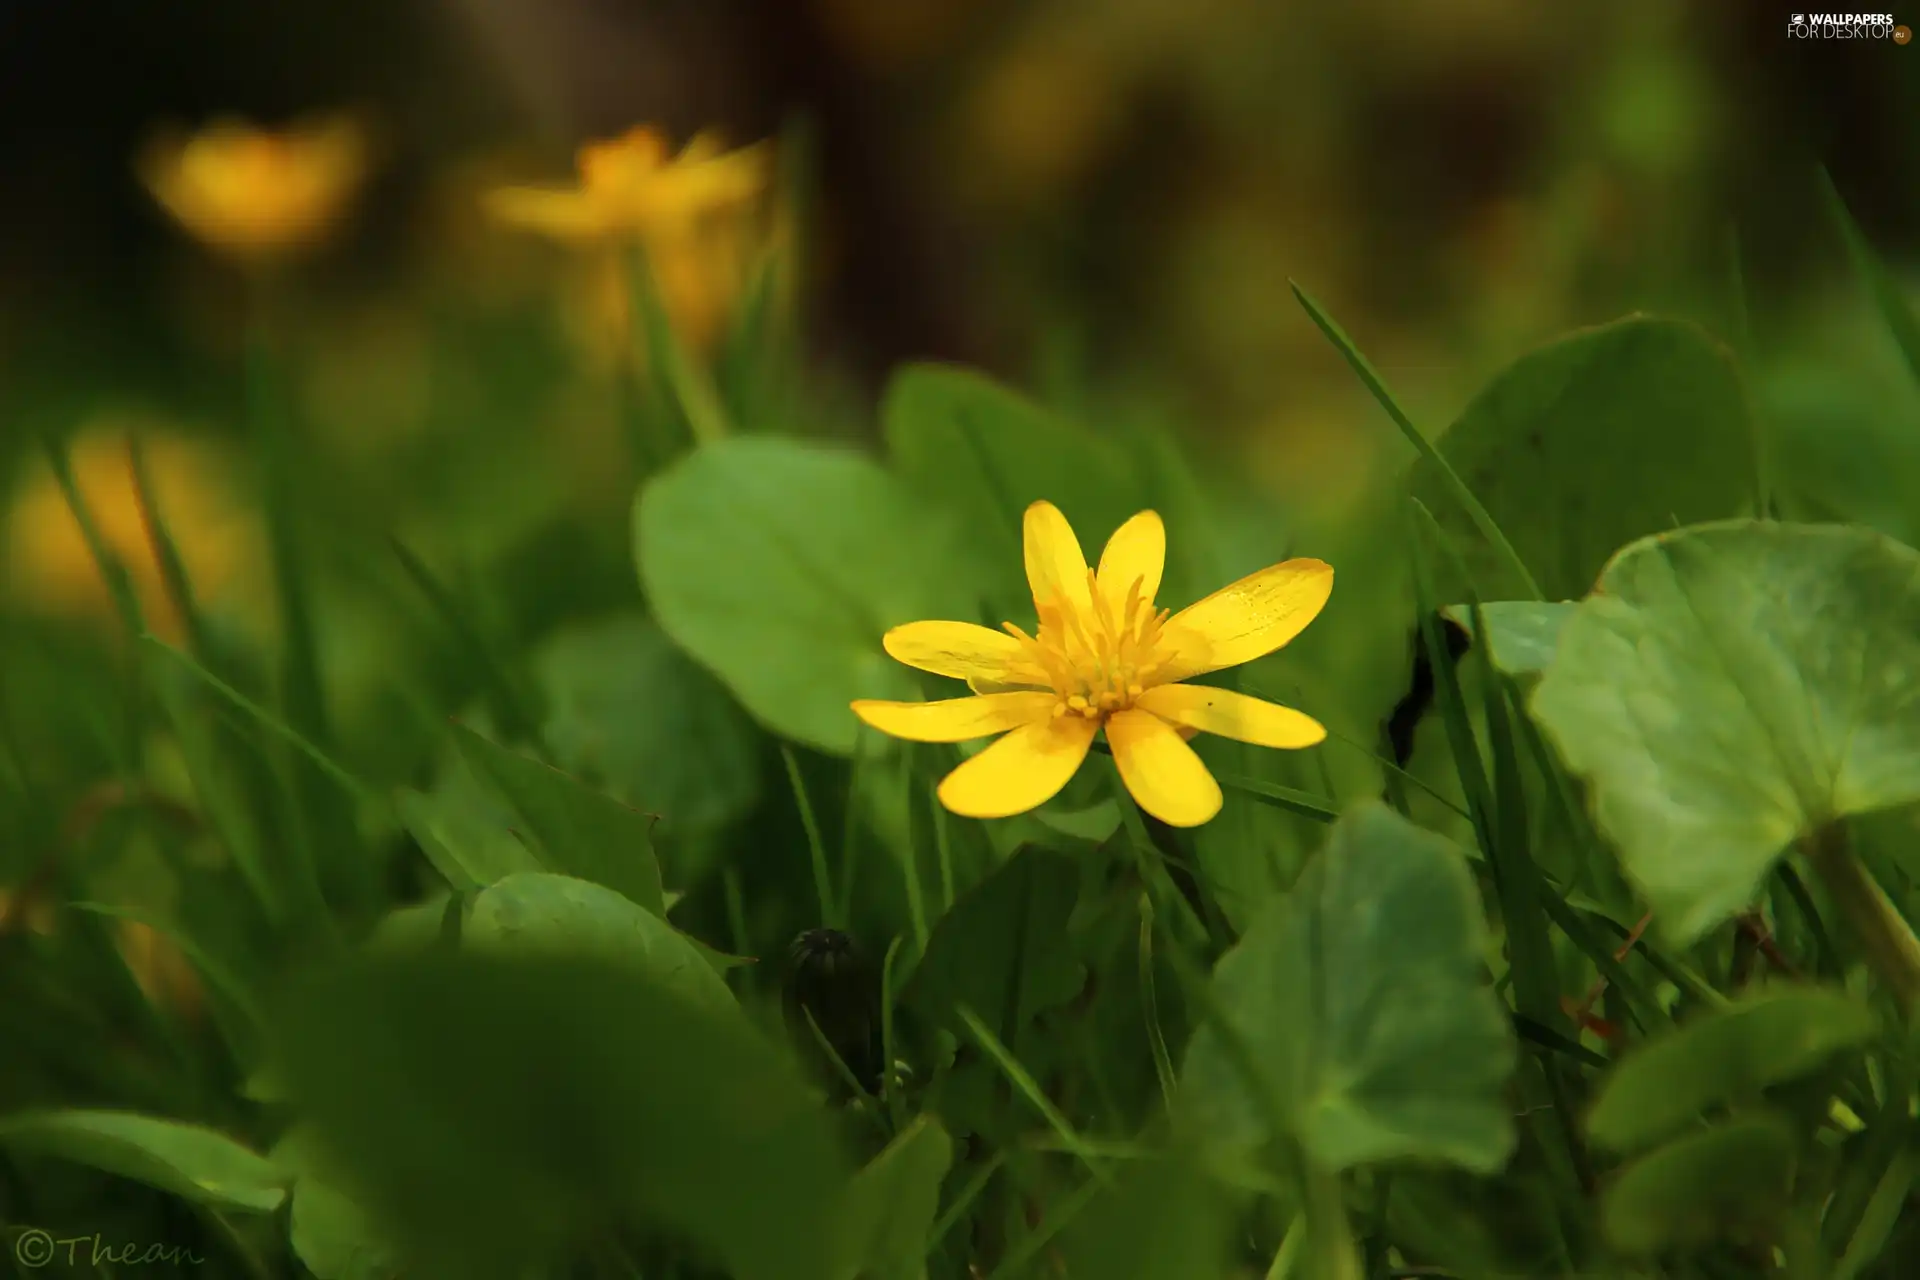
[1466,602,1560,1029]
[1292,281,1543,600]
[244,314,328,746]
[126,435,214,661]
[954,1004,1112,1186]
[41,435,145,640]
[142,635,373,806]
[1405,502,1498,857]
[1818,167,1920,389]
[779,744,839,929]
[1722,225,1774,519]
[631,246,735,447]
[389,536,543,747]
[67,902,265,1033]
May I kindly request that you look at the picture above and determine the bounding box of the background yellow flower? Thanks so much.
[490,127,778,362]
[140,114,369,263]
[4,417,264,641]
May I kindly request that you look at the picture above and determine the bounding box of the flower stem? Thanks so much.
[1803,821,1920,1016]
[1302,1164,1361,1280]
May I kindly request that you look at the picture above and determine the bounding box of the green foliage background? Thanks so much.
[2,6,1920,1280]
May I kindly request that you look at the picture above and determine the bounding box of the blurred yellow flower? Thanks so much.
[486,126,776,357]
[0,886,55,937]
[116,918,205,1022]
[486,126,771,239]
[852,501,1332,827]
[5,421,261,640]
[0,887,202,1022]
[139,115,369,263]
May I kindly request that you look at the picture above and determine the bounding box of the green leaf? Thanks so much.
[1529,520,1920,944]
[1440,601,1576,677]
[533,613,763,838]
[1413,316,1756,600]
[1818,168,1920,389]
[366,893,458,956]
[0,1110,287,1213]
[465,872,735,1013]
[1600,1113,1797,1256]
[835,1116,953,1280]
[903,844,1085,1040]
[882,363,1144,614]
[1055,1148,1238,1280]
[276,1127,407,1280]
[1765,365,1920,546]
[269,950,847,1280]
[395,781,541,892]
[1181,802,1515,1173]
[637,435,984,755]
[451,721,665,916]
[1587,985,1877,1153]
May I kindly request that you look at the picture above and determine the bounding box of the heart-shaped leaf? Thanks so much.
[1181,802,1515,1173]
[1530,520,1920,943]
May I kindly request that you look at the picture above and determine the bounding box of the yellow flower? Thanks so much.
[486,126,775,355]
[852,501,1332,827]
[0,888,201,1021]
[5,421,261,641]
[116,919,205,1023]
[140,115,368,262]
[485,126,772,241]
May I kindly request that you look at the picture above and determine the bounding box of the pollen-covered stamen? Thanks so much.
[1009,570,1175,721]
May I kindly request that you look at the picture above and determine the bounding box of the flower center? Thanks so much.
[1004,568,1171,721]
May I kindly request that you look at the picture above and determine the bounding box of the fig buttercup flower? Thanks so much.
[486,126,776,356]
[5,420,262,641]
[852,501,1332,827]
[484,126,773,241]
[139,115,368,262]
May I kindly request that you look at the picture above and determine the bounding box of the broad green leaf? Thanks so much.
[366,894,457,955]
[1530,521,1920,943]
[269,950,847,1280]
[1055,1148,1237,1280]
[451,722,665,916]
[1587,985,1877,1153]
[276,1127,406,1280]
[835,1116,953,1280]
[1600,1113,1797,1256]
[1181,802,1515,1173]
[533,613,763,838]
[395,779,540,892]
[882,363,1144,614]
[1441,602,1576,677]
[0,1110,286,1213]
[465,872,734,1013]
[637,435,983,755]
[1767,370,1920,546]
[903,844,1085,1039]
[1413,316,1756,600]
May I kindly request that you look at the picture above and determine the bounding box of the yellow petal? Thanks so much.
[936,715,1098,819]
[1023,500,1094,618]
[882,620,1031,682]
[851,692,1056,743]
[967,675,1049,695]
[484,186,617,239]
[1095,510,1165,613]
[1107,708,1223,827]
[1156,558,1333,682]
[1134,683,1327,749]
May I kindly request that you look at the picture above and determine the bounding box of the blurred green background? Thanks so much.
[0,0,1913,924]
[0,2,1917,1272]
